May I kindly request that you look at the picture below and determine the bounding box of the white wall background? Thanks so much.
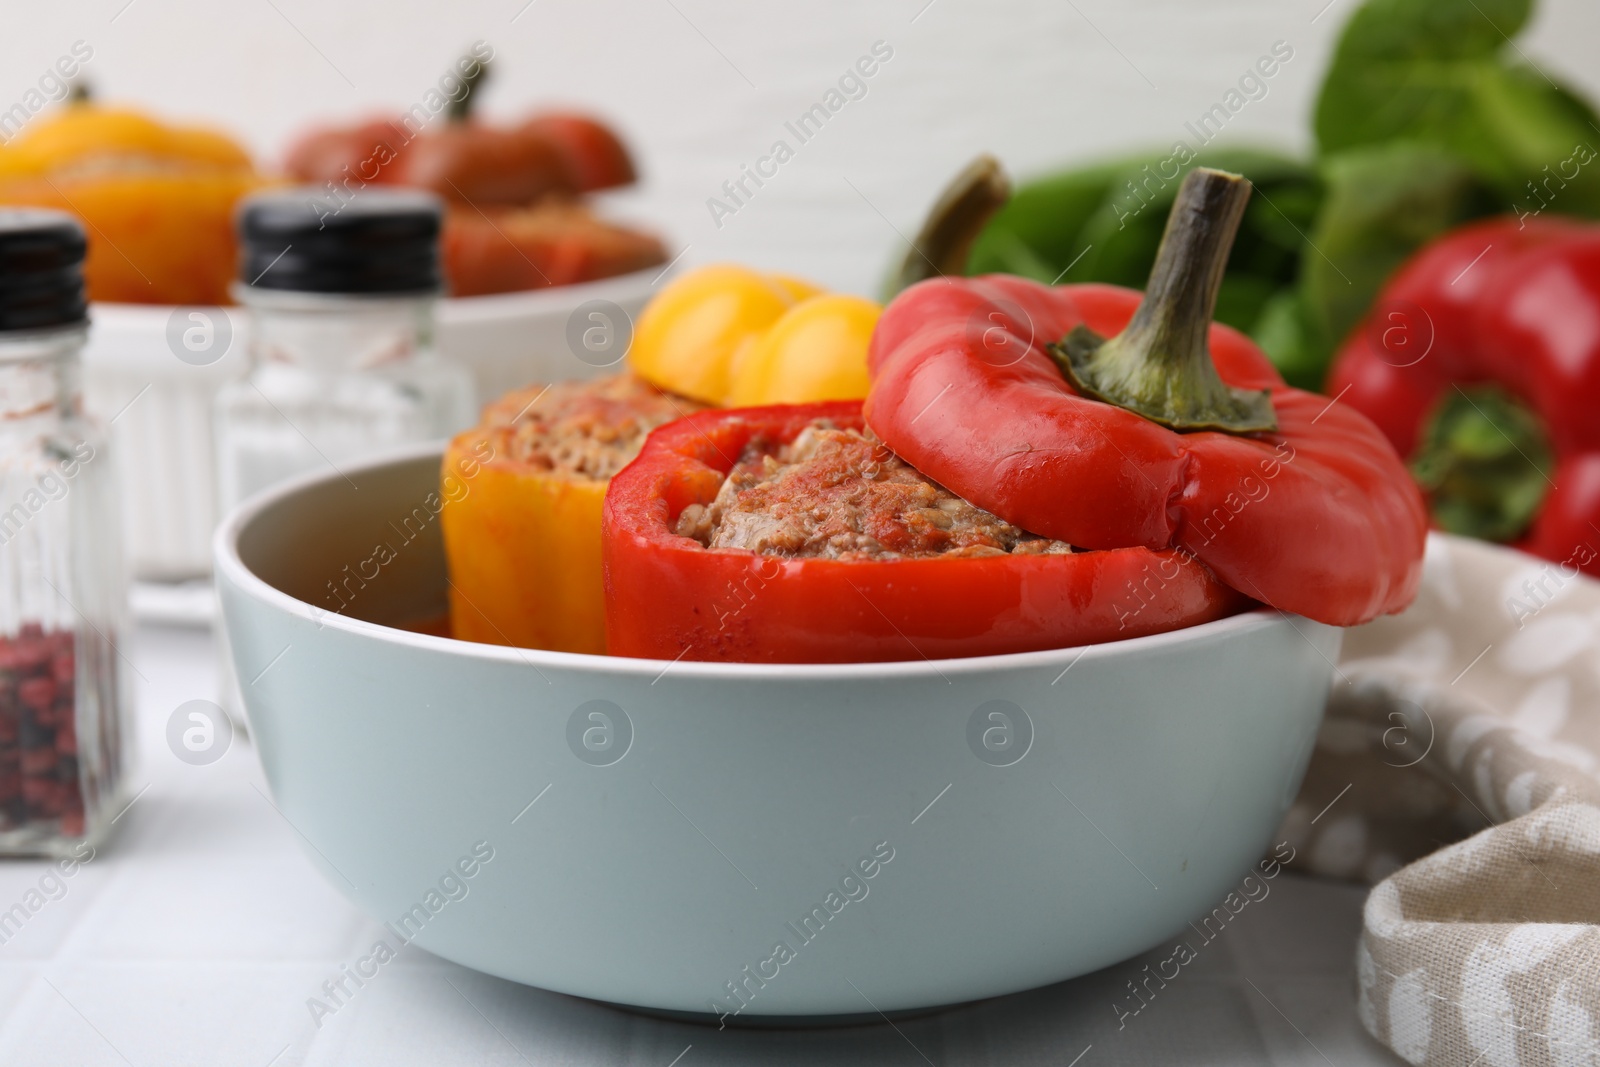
[5,0,1600,296]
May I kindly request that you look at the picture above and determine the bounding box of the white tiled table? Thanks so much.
[0,622,1402,1066]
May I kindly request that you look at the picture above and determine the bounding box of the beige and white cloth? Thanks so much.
[1281,533,1600,1066]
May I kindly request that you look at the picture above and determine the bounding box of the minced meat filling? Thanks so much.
[675,422,1074,560]
[482,373,697,482]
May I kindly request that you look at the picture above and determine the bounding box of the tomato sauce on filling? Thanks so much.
[675,421,1075,559]
[480,373,698,482]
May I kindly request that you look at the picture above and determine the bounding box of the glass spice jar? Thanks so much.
[0,209,128,855]
[214,188,474,513]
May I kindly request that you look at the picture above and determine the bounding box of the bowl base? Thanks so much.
[611,997,984,1030]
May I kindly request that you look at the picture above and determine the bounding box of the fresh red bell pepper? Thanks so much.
[1326,216,1600,575]
[866,168,1427,627]
[602,401,1247,663]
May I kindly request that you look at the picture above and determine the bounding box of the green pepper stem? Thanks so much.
[887,154,1011,296]
[446,55,490,123]
[1048,167,1277,435]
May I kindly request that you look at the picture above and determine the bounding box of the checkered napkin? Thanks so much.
[1280,533,1600,1065]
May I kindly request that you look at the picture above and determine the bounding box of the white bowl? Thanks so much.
[214,444,1339,1019]
[84,266,664,582]
[436,265,663,403]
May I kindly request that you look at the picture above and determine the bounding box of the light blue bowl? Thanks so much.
[214,444,1338,1019]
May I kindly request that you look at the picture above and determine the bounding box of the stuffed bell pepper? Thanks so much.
[441,265,879,654]
[442,376,696,653]
[0,93,265,304]
[603,168,1428,663]
[603,402,1245,662]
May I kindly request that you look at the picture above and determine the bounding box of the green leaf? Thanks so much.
[1249,289,1324,391]
[1315,0,1532,154]
[965,161,1123,277]
[1297,142,1493,380]
[1315,0,1600,216]
[966,229,1059,284]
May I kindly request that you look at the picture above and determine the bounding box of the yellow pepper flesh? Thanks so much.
[629,265,796,406]
[769,273,823,303]
[441,432,609,656]
[726,294,881,407]
[630,264,877,407]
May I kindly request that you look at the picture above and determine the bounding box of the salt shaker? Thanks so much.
[214,188,474,513]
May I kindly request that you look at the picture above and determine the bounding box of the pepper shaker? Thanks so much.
[0,209,128,855]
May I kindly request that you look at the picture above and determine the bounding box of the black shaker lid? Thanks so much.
[237,188,443,295]
[0,209,87,332]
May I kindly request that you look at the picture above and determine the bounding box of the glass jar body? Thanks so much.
[214,290,474,514]
[0,326,128,855]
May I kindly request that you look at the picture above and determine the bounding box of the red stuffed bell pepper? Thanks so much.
[602,401,1246,663]
[1326,216,1600,576]
[867,168,1427,627]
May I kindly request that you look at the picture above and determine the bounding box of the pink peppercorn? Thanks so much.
[0,627,97,844]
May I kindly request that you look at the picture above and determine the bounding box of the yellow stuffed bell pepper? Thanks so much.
[630,264,880,406]
[441,445,608,654]
[441,266,878,655]
[441,376,698,655]
[0,100,265,304]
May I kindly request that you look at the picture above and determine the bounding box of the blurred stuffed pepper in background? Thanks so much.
[0,90,266,304]
[282,50,666,297]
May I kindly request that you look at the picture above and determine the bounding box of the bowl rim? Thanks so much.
[435,264,668,321]
[214,441,1307,681]
[84,263,669,325]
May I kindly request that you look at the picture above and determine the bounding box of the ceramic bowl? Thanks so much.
[435,264,662,403]
[213,443,1339,1018]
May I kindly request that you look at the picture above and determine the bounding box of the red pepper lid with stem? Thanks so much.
[866,166,1429,626]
